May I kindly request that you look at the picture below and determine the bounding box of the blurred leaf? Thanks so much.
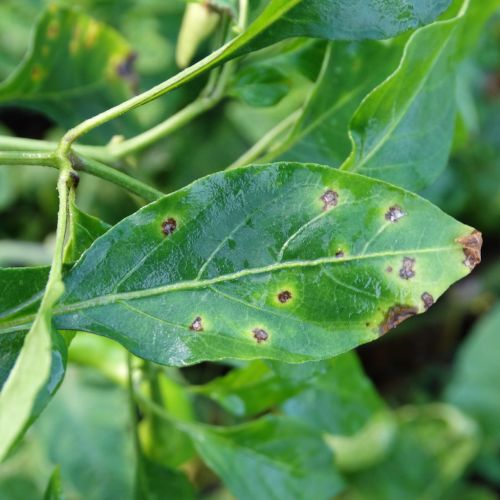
[37,163,480,366]
[135,457,195,500]
[0,6,138,143]
[185,416,344,499]
[228,65,290,107]
[43,466,63,500]
[343,404,479,500]
[445,304,500,484]
[283,353,385,436]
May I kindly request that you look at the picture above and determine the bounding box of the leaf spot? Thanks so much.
[31,65,45,82]
[421,292,434,310]
[379,305,418,336]
[161,218,177,236]
[189,316,203,332]
[399,257,415,280]
[252,328,269,343]
[385,205,406,222]
[321,190,338,211]
[456,230,482,270]
[386,266,393,273]
[335,250,345,258]
[278,290,292,303]
[69,171,80,189]
[46,20,60,39]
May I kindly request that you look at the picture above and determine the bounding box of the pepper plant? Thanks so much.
[0,0,498,498]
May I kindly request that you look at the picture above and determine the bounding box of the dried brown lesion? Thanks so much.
[456,230,482,270]
[379,304,418,336]
[399,257,416,280]
[189,316,204,332]
[320,190,338,211]
[421,292,434,310]
[252,328,269,343]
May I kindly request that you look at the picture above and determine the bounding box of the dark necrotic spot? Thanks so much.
[321,190,338,211]
[421,292,434,310]
[385,205,406,222]
[335,250,344,258]
[278,290,292,303]
[162,218,177,236]
[69,170,80,189]
[386,266,393,273]
[252,328,268,343]
[379,305,418,336]
[456,230,482,270]
[399,257,415,280]
[190,316,203,332]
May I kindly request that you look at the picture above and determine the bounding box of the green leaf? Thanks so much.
[0,6,138,143]
[43,467,63,500]
[344,404,479,499]
[445,304,500,484]
[340,1,470,190]
[245,0,452,52]
[185,416,344,499]
[283,352,385,436]
[274,40,402,166]
[64,197,110,263]
[21,162,477,366]
[228,65,290,107]
[193,359,328,417]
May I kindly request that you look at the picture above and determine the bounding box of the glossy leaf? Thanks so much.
[185,416,344,499]
[245,0,452,52]
[340,2,468,190]
[25,162,480,366]
[445,304,500,484]
[0,6,138,142]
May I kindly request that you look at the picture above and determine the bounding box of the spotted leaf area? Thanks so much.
[0,5,138,142]
[0,163,479,366]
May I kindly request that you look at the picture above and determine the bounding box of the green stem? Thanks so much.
[73,154,163,202]
[227,109,301,169]
[0,151,55,167]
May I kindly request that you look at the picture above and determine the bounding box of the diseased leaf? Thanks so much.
[340,1,476,190]
[0,6,138,143]
[184,416,344,499]
[6,163,478,367]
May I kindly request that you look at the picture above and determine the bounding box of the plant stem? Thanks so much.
[0,151,55,167]
[227,109,301,169]
[238,0,249,31]
[73,154,163,202]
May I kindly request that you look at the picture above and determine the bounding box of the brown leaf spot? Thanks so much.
[399,257,415,280]
[421,292,434,310]
[278,291,292,303]
[47,20,60,39]
[252,328,269,343]
[379,305,418,336]
[335,250,345,258]
[117,52,139,94]
[386,266,393,273]
[189,316,203,332]
[321,190,338,211]
[31,65,44,82]
[161,218,177,236]
[385,205,406,222]
[456,230,482,270]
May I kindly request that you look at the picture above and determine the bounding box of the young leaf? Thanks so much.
[43,467,63,500]
[0,6,138,142]
[31,163,480,366]
[340,1,471,190]
[184,416,344,499]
